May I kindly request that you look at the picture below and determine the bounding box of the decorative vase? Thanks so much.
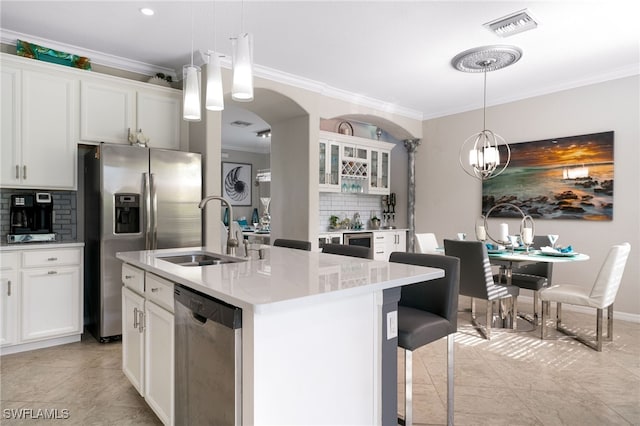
[223,207,230,227]
[251,208,260,225]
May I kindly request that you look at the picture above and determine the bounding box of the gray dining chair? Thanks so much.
[390,252,459,426]
[540,242,631,351]
[497,235,552,325]
[444,239,519,339]
[273,238,312,251]
[321,243,372,259]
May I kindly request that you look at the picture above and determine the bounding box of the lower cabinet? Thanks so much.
[0,246,83,355]
[0,253,19,347]
[121,265,174,426]
[373,231,407,261]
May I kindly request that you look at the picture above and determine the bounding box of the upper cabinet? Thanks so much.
[80,77,184,150]
[319,138,341,192]
[1,55,78,190]
[319,131,394,195]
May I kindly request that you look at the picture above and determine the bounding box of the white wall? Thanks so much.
[417,76,640,317]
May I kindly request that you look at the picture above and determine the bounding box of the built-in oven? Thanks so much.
[343,232,373,248]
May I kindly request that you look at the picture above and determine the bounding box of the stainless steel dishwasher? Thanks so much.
[174,285,242,426]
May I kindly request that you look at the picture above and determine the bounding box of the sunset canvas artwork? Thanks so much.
[482,131,614,221]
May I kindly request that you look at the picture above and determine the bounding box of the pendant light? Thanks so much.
[183,6,201,121]
[452,46,522,180]
[231,0,254,102]
[205,0,224,111]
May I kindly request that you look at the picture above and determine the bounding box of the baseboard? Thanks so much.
[517,295,640,324]
[0,334,81,356]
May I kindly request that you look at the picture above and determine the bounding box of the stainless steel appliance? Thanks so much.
[7,192,56,243]
[174,285,242,425]
[343,232,373,248]
[85,143,202,342]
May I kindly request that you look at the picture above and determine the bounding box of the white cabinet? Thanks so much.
[122,286,145,395]
[373,231,407,261]
[0,253,19,347]
[0,245,84,355]
[319,131,393,195]
[319,138,341,192]
[80,77,184,150]
[121,265,174,425]
[1,55,78,190]
[369,148,391,195]
[21,266,81,341]
[145,299,174,425]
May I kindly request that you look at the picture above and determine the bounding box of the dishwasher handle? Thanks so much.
[174,285,242,329]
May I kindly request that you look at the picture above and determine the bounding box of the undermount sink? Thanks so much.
[158,252,245,267]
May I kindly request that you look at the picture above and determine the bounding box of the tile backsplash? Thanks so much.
[0,189,77,242]
[319,193,383,232]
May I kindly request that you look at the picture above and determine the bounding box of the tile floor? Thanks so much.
[1,301,639,425]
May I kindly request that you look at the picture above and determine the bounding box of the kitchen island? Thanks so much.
[116,245,443,425]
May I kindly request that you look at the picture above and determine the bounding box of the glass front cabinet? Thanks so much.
[319,138,341,192]
[369,148,390,195]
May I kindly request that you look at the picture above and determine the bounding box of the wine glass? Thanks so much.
[507,235,519,253]
[547,234,559,249]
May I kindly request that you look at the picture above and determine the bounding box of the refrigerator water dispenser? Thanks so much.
[115,193,140,234]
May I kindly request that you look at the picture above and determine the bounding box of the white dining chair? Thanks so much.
[415,233,439,253]
[540,242,631,351]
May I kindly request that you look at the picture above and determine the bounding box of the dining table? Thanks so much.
[487,248,590,286]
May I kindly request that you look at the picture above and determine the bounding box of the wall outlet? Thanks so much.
[386,310,398,340]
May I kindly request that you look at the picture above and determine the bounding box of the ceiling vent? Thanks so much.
[484,9,538,37]
[229,120,253,128]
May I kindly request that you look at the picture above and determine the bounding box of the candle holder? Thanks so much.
[520,215,535,253]
[483,203,531,247]
[475,215,487,241]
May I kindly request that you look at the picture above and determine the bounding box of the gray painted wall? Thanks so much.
[416,75,640,317]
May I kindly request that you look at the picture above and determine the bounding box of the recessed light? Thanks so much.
[139,8,155,16]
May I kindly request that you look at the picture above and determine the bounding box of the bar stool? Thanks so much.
[321,243,372,259]
[273,238,311,251]
[389,252,460,426]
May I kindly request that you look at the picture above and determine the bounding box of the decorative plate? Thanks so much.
[538,251,579,257]
[337,121,354,136]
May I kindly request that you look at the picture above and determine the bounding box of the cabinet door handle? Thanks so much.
[7,280,11,296]
[47,257,58,261]
[125,275,134,279]
[23,165,27,180]
[47,271,57,275]
[133,307,139,329]
[151,287,159,293]
[15,165,19,179]
[138,311,145,333]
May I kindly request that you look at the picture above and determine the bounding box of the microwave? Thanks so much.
[343,232,373,248]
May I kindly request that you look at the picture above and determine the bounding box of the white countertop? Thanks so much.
[1,241,84,251]
[116,246,443,314]
[320,228,409,234]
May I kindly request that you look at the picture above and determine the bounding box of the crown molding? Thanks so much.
[2,29,424,121]
[1,29,177,79]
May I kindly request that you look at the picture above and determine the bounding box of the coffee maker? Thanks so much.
[7,192,56,243]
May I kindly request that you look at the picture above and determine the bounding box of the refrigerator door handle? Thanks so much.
[150,172,158,250]
[144,172,152,250]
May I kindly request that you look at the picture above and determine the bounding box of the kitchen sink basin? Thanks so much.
[158,252,245,267]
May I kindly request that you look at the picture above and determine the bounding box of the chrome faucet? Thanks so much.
[198,196,238,256]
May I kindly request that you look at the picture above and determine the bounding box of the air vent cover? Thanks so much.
[230,120,252,128]
[484,9,538,37]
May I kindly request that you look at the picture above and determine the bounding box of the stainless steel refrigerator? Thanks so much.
[84,143,202,342]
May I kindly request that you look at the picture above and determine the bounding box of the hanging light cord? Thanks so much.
[482,67,487,131]
[190,4,195,66]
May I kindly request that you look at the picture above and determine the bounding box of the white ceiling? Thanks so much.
[2,1,639,152]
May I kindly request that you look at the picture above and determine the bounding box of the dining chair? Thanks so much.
[273,238,312,251]
[414,233,439,253]
[540,242,631,351]
[231,221,246,257]
[444,239,519,339]
[321,243,372,259]
[390,252,459,426]
[498,235,553,325]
